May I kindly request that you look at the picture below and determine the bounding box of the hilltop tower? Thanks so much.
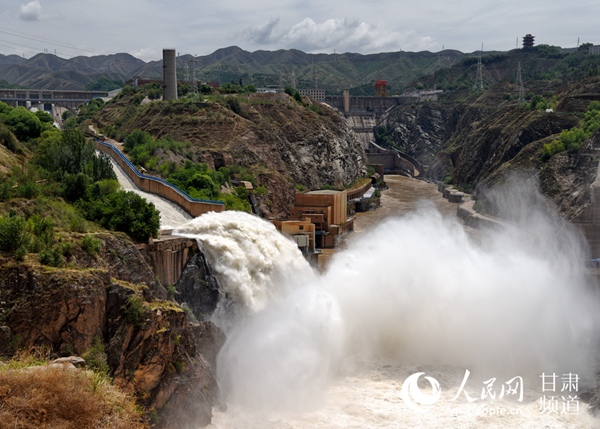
[374,80,388,97]
[473,44,484,91]
[162,48,178,101]
[522,34,535,50]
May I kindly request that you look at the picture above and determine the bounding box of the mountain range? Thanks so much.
[0,46,468,94]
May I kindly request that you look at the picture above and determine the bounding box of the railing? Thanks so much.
[347,180,373,201]
[94,139,225,217]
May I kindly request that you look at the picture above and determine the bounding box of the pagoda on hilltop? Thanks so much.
[522,34,535,50]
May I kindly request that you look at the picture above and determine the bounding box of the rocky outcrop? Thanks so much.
[379,103,451,165]
[0,233,223,428]
[173,252,220,323]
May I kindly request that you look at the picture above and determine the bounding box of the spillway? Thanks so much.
[108,157,191,230]
[171,176,600,428]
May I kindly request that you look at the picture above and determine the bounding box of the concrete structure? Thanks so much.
[325,93,418,116]
[291,189,354,248]
[256,86,284,94]
[324,92,421,150]
[365,141,423,177]
[93,138,225,217]
[0,88,108,109]
[162,49,178,101]
[589,45,600,55]
[299,88,326,102]
[273,218,320,266]
[346,180,374,201]
[139,236,197,286]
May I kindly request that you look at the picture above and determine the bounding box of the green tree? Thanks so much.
[189,173,219,197]
[82,190,160,242]
[124,129,152,152]
[0,214,31,257]
[35,110,54,125]
[3,106,43,141]
[0,121,19,152]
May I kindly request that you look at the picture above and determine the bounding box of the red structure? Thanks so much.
[374,80,388,97]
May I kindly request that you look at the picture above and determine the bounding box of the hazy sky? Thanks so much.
[0,0,598,61]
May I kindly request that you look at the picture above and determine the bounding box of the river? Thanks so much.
[188,175,600,429]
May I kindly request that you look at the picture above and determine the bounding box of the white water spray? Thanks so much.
[174,185,600,428]
[175,211,318,332]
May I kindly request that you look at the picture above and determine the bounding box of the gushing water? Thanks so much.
[108,157,191,229]
[173,182,600,428]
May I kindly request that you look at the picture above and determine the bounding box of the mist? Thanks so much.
[175,182,600,414]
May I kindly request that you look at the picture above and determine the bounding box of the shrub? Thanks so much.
[0,363,147,429]
[39,246,63,267]
[16,179,40,199]
[226,97,242,115]
[122,295,149,327]
[82,337,110,374]
[81,234,102,257]
[28,215,55,252]
[0,214,31,255]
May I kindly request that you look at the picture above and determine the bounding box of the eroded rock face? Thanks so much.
[0,261,108,354]
[379,104,451,166]
[174,252,220,323]
[0,233,224,428]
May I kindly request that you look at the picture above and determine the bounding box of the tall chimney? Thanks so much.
[162,49,178,101]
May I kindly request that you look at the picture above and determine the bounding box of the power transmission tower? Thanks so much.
[190,57,199,98]
[516,62,525,103]
[183,61,190,85]
[473,43,484,91]
[290,69,297,89]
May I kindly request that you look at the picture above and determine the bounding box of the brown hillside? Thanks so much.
[93,92,367,218]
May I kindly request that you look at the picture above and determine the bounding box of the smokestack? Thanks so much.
[162,48,178,101]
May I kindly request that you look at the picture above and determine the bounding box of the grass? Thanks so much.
[0,351,147,429]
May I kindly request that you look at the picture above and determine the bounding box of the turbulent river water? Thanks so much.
[171,175,600,429]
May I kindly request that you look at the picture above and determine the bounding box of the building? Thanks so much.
[256,86,284,94]
[273,218,320,266]
[290,189,354,248]
[522,34,535,50]
[590,45,600,55]
[299,88,326,102]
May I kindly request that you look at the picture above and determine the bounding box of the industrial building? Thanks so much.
[290,189,354,248]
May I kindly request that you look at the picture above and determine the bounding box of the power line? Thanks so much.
[0,24,112,57]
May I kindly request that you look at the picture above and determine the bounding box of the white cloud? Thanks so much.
[18,0,42,22]
[240,17,438,54]
[132,47,160,62]
[239,17,281,45]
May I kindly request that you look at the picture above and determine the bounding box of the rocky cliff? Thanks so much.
[93,92,367,218]
[379,78,600,219]
[0,232,223,429]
